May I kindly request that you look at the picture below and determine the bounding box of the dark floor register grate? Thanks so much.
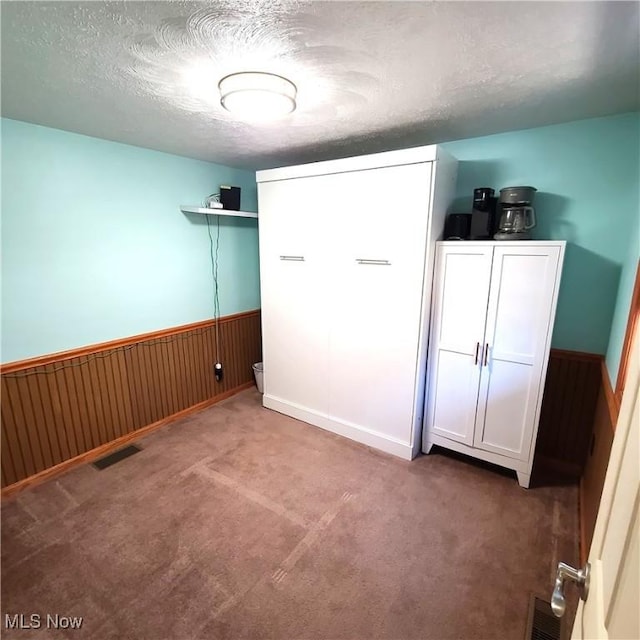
[526,595,563,640]
[92,444,142,470]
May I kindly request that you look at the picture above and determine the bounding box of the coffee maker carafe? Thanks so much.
[494,186,537,240]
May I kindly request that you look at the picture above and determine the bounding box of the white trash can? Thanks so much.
[252,362,264,393]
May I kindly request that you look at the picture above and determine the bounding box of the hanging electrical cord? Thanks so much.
[206,207,223,381]
[214,214,221,361]
[7,196,227,381]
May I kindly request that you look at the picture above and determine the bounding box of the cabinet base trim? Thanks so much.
[263,396,414,460]
[423,433,530,475]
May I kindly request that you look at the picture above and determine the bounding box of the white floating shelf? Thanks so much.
[180,206,258,219]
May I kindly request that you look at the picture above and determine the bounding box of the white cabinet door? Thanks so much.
[474,246,561,460]
[425,245,493,445]
[327,163,433,443]
[258,177,334,415]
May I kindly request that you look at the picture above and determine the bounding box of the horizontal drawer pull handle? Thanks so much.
[279,255,305,261]
[356,259,391,265]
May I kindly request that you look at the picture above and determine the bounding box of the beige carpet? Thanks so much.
[1,389,579,639]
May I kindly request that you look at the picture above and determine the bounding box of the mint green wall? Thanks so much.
[605,209,639,382]
[4,114,638,380]
[443,112,640,380]
[1,118,259,363]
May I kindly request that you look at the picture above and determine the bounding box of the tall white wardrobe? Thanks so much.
[422,241,566,487]
[256,146,458,459]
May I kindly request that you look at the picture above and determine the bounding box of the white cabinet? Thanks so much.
[257,146,458,459]
[423,241,565,487]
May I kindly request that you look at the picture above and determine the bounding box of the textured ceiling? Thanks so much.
[2,1,639,169]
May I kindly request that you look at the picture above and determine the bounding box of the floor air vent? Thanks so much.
[92,444,141,470]
[526,595,563,640]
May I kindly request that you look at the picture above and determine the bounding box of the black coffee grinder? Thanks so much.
[469,187,499,239]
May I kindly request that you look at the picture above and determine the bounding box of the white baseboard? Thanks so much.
[263,395,414,460]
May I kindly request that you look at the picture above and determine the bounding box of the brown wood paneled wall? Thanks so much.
[579,362,617,562]
[1,310,261,491]
[534,348,603,478]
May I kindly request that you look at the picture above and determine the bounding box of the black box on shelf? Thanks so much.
[220,185,241,211]
[444,213,472,240]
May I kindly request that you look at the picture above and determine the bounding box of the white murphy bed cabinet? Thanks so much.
[423,241,566,488]
[256,146,458,459]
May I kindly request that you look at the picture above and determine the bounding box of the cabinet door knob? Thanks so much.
[356,259,391,265]
[484,343,489,366]
[474,342,480,365]
[280,255,305,261]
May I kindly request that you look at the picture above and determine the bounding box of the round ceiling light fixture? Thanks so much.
[218,71,297,121]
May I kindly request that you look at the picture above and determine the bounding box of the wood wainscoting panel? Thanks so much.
[578,362,617,563]
[1,310,261,490]
[534,349,602,478]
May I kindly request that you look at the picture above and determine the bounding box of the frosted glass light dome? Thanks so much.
[218,72,297,121]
